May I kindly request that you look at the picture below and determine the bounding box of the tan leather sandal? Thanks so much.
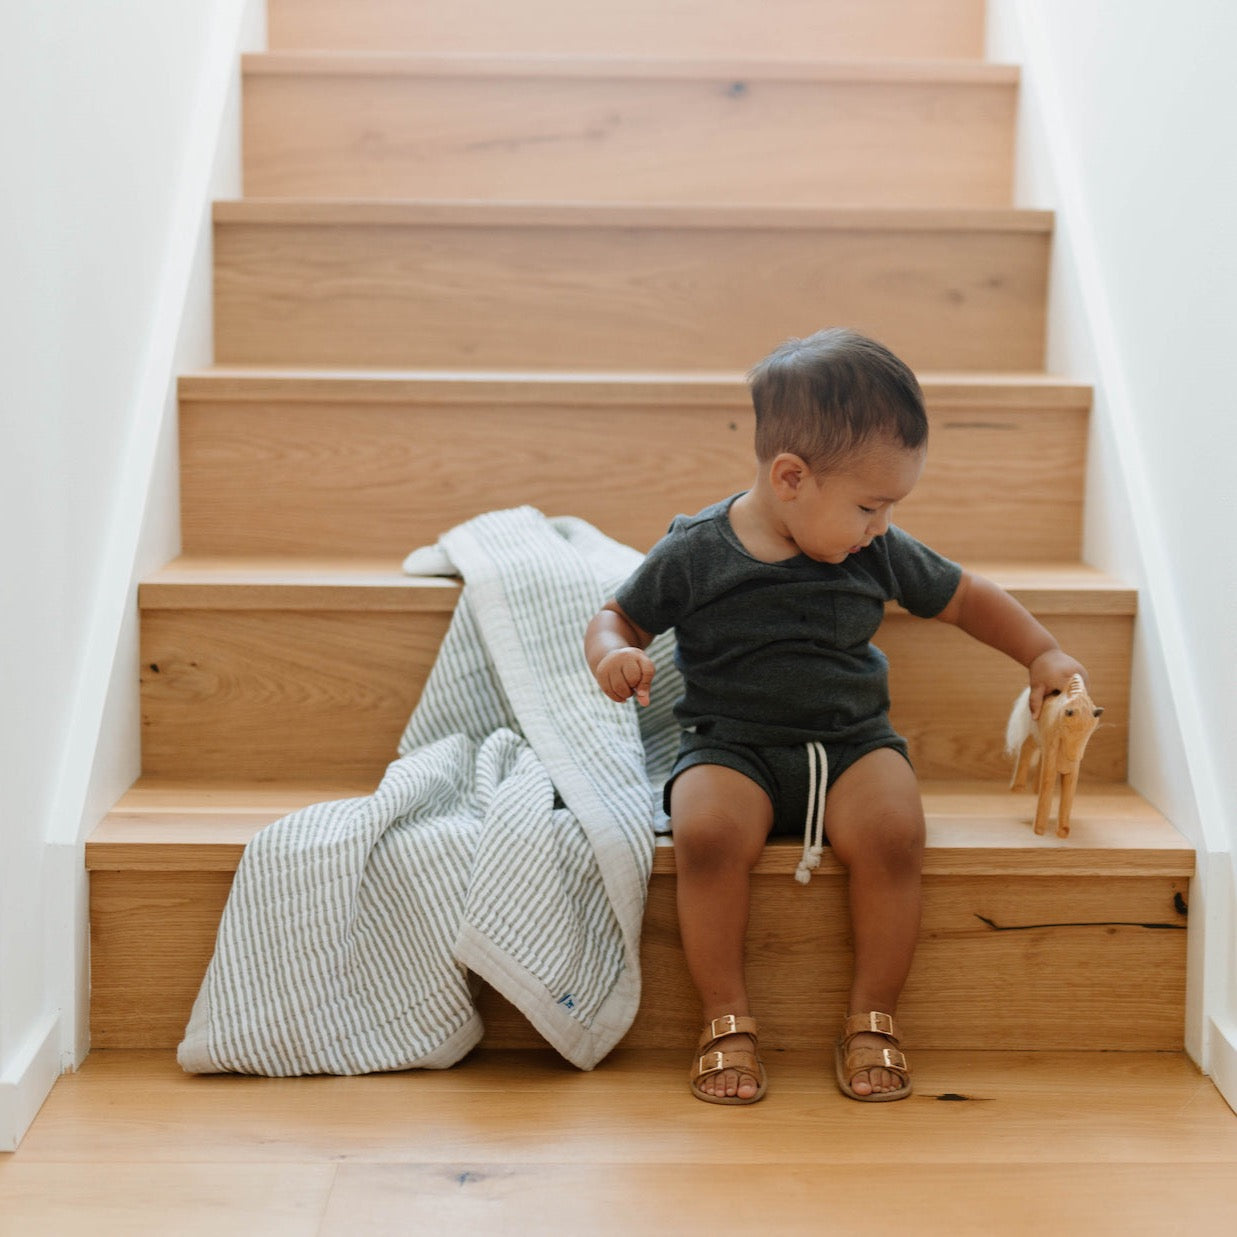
[834,1011,912,1102]
[690,1014,768,1106]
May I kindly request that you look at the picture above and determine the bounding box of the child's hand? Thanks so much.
[1027,649,1089,719]
[594,647,656,707]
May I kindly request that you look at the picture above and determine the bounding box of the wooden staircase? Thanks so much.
[87,0,1193,1061]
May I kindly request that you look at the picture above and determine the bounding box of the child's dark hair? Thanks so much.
[747,328,928,472]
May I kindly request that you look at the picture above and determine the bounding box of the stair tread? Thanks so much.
[180,366,1093,409]
[214,199,1054,232]
[139,556,1136,615]
[265,0,987,63]
[242,51,1020,85]
[88,778,1193,878]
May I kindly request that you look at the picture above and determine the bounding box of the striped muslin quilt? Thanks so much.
[177,508,680,1075]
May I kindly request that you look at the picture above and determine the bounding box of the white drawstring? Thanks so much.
[795,742,828,884]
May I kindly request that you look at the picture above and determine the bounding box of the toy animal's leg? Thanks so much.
[1011,737,1036,792]
[1033,746,1059,836]
[1056,765,1079,839]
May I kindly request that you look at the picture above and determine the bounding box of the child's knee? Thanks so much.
[835,801,925,883]
[673,813,744,874]
[669,765,771,870]
[830,794,925,874]
[868,806,926,867]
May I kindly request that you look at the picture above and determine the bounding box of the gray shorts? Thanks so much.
[665,731,911,840]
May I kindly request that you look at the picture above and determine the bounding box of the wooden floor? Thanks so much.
[2,1049,1235,1235]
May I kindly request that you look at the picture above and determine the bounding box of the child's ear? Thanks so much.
[769,453,811,499]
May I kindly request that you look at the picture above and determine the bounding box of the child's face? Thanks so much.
[783,441,926,564]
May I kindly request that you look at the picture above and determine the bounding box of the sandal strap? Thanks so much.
[841,1044,909,1078]
[842,1011,900,1044]
[693,1048,762,1084]
[696,1014,759,1051]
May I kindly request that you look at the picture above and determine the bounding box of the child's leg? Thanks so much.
[669,763,773,1100]
[824,747,925,1097]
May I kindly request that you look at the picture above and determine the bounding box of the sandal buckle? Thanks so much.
[847,1011,896,1038]
[866,1012,895,1036]
[881,1048,909,1073]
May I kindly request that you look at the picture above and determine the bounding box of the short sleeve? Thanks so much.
[612,521,695,635]
[880,526,963,619]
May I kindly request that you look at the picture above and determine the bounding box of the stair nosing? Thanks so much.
[178,368,1093,411]
[213,199,1054,233]
[137,558,1136,616]
[87,779,1195,879]
[141,564,460,613]
[241,50,1020,86]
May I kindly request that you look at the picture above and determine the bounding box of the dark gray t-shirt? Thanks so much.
[614,493,963,747]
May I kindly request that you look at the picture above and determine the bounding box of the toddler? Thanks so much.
[585,327,1088,1104]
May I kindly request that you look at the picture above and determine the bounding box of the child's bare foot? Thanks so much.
[690,1014,767,1105]
[696,1032,760,1099]
[844,1031,906,1096]
[835,1011,912,1102]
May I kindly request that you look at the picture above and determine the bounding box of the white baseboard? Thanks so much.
[1207,1016,1237,1116]
[0,1012,63,1152]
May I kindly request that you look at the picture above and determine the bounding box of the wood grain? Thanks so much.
[13,1047,1235,1236]
[212,204,1050,371]
[87,779,1194,879]
[484,871,1189,1052]
[89,870,234,1048]
[10,1159,1236,1237]
[137,590,1131,782]
[20,1049,1232,1164]
[882,611,1131,781]
[0,1163,334,1236]
[177,374,1088,560]
[317,1162,1237,1237]
[87,866,1188,1051]
[139,608,451,781]
[242,56,1016,206]
[266,0,987,60]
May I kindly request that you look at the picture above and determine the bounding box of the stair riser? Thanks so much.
[213,217,1049,371]
[266,0,986,60]
[242,70,1015,207]
[89,869,1187,1052]
[138,608,1131,783]
[178,396,1086,562]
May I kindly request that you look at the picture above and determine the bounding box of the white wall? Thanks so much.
[988,0,1237,1107]
[0,0,264,1149]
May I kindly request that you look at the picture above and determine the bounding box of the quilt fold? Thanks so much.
[178,508,678,1075]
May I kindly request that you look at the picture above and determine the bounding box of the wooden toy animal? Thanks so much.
[1004,674,1104,838]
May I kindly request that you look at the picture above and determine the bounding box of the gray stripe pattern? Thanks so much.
[178,508,680,1075]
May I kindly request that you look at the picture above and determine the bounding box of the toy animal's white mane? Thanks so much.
[1003,685,1034,757]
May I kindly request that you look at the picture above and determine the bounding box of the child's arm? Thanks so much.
[585,601,657,707]
[935,570,1088,719]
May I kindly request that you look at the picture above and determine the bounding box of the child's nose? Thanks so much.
[868,509,892,536]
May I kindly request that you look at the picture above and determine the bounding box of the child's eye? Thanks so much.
[859,505,877,515]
